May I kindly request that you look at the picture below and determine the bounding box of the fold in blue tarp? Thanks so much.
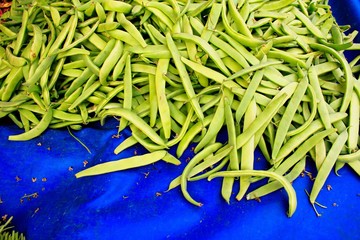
[1,0,360,239]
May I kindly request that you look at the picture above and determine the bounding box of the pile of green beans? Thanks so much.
[0,0,359,217]
[0,216,26,240]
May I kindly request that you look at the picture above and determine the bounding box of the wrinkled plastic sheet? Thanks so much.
[1,1,360,239]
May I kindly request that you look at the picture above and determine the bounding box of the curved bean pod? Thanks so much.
[181,142,223,207]
[8,108,53,141]
[208,170,297,217]
[102,107,166,147]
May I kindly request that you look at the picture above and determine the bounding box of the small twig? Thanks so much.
[67,127,92,154]
[305,189,327,217]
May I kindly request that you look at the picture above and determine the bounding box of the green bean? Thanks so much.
[166,32,204,122]
[168,107,194,147]
[200,3,222,42]
[68,82,100,111]
[19,109,40,127]
[219,163,233,204]
[291,7,325,39]
[173,33,231,76]
[179,57,222,84]
[287,85,317,137]
[30,91,47,111]
[235,69,264,122]
[114,135,138,155]
[247,157,305,199]
[118,55,133,132]
[275,128,337,175]
[76,150,168,178]
[0,66,11,79]
[187,0,212,17]
[180,58,246,101]
[0,98,28,108]
[57,87,82,111]
[1,67,24,102]
[19,109,30,132]
[143,23,166,44]
[228,60,282,80]
[147,5,174,30]
[102,0,132,14]
[348,92,359,153]
[47,15,73,55]
[348,161,360,177]
[227,0,252,38]
[181,142,223,207]
[56,48,90,60]
[61,68,83,78]
[163,152,181,165]
[195,96,225,153]
[168,100,187,125]
[210,35,250,69]
[310,130,348,203]
[237,0,249,23]
[224,92,237,171]
[146,1,178,24]
[169,118,181,136]
[0,23,17,38]
[77,103,88,124]
[314,139,327,170]
[9,108,53,141]
[176,114,214,157]
[237,97,257,201]
[65,39,116,97]
[29,24,43,63]
[53,109,83,122]
[268,50,307,68]
[236,92,289,150]
[49,6,60,27]
[272,77,308,160]
[337,150,360,163]
[8,113,24,128]
[309,66,340,142]
[82,54,99,77]
[208,170,297,217]
[221,5,263,47]
[95,2,106,22]
[112,53,128,79]
[96,22,120,33]
[98,40,123,85]
[25,54,56,88]
[275,112,347,163]
[117,13,147,48]
[310,43,353,113]
[186,146,232,182]
[102,107,166,147]
[143,74,157,128]
[131,125,167,152]
[13,10,28,56]
[199,95,220,113]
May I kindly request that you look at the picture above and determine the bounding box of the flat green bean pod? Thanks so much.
[102,108,166,147]
[8,108,53,141]
[76,150,169,178]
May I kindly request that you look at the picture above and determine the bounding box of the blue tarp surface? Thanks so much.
[1,0,360,239]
